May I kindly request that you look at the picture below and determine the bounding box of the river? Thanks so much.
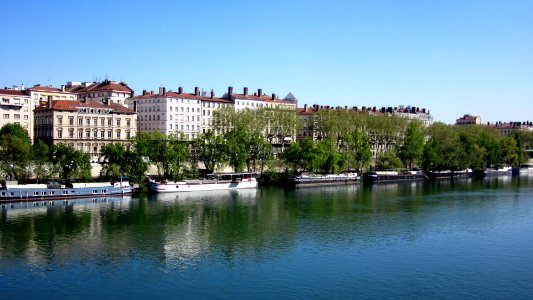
[1,176,533,299]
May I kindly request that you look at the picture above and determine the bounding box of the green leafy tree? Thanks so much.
[398,121,425,169]
[31,140,55,180]
[346,128,372,172]
[52,144,91,182]
[375,150,403,171]
[193,131,228,173]
[0,124,32,181]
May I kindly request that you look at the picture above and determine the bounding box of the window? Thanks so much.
[57,116,63,124]
[116,129,121,139]
[100,130,105,138]
[78,117,83,125]
[93,118,98,126]
[86,117,90,125]
[14,114,20,119]
[100,118,105,126]
[116,119,121,126]
[57,129,62,138]
[69,117,74,125]
[3,114,9,118]
[108,118,112,126]
[78,129,83,138]
[108,130,112,138]
[126,131,131,139]
[126,119,131,127]
[93,130,98,138]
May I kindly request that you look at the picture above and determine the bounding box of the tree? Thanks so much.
[0,124,32,181]
[375,150,403,170]
[52,144,91,182]
[32,140,55,180]
[225,125,249,172]
[193,131,228,173]
[281,141,302,173]
[346,128,372,172]
[398,121,425,169]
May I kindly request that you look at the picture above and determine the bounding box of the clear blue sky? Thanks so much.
[1,0,532,124]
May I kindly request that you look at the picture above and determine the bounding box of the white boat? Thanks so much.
[150,172,257,193]
[518,163,533,174]
[286,173,359,187]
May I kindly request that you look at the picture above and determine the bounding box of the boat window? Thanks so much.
[93,190,97,194]
[34,192,39,196]
[42,192,46,195]
[10,192,14,196]
[63,191,68,195]
[50,191,54,195]
[1,192,4,196]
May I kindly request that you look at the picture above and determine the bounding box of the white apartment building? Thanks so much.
[0,89,33,140]
[131,86,297,139]
[132,87,202,139]
[200,90,233,134]
[226,87,297,110]
[66,80,133,106]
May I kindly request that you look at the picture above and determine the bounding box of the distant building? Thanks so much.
[297,104,434,159]
[0,88,33,140]
[456,114,481,125]
[224,87,297,111]
[65,80,134,106]
[130,86,297,139]
[34,99,137,161]
[487,121,533,136]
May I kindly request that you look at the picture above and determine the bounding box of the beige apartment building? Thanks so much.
[66,80,134,106]
[34,99,137,161]
[0,89,33,139]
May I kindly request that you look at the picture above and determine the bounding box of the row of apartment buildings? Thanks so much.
[1,79,434,161]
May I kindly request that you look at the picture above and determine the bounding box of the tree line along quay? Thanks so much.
[1,106,533,188]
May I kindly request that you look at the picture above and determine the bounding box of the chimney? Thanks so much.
[228,86,233,96]
[258,88,262,96]
[47,96,53,108]
[178,86,183,94]
[142,90,147,96]
[159,87,164,95]
[61,85,65,92]
[304,104,308,111]
[210,89,214,99]
[195,86,199,96]
[150,90,154,95]
[243,87,248,96]
[133,100,137,112]
[21,83,24,90]
[272,93,276,100]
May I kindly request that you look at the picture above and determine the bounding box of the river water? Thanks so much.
[2,176,533,299]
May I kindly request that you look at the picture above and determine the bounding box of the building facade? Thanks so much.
[0,89,33,139]
[65,80,134,106]
[34,100,137,161]
[131,86,296,139]
[297,104,434,159]
[456,114,481,125]
[26,84,77,109]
